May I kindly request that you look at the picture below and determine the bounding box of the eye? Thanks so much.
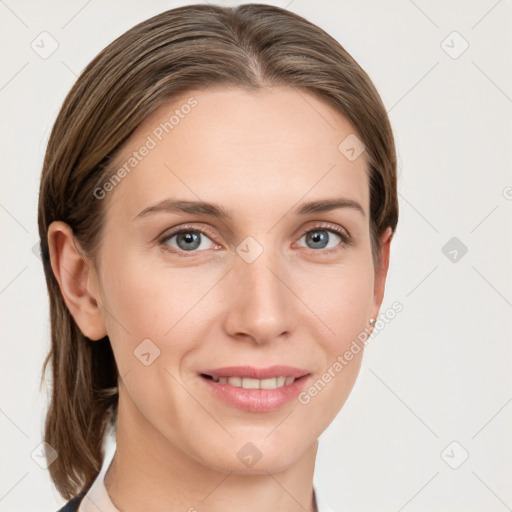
[158,222,353,257]
[296,224,352,252]
[160,226,219,254]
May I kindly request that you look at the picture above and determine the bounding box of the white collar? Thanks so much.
[78,443,118,512]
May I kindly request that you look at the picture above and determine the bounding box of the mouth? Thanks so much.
[200,374,300,389]
[198,365,311,412]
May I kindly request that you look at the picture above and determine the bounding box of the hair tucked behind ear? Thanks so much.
[38,2,398,499]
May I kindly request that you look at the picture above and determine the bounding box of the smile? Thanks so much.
[198,365,311,412]
[202,374,297,389]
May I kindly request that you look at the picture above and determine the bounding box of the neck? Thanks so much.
[104,389,319,512]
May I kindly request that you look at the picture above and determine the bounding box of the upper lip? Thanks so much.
[200,365,310,380]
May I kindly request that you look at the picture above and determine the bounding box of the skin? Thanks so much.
[49,86,392,512]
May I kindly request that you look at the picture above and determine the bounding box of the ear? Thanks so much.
[371,226,393,317]
[47,221,107,341]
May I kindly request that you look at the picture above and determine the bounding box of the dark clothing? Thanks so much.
[56,489,86,512]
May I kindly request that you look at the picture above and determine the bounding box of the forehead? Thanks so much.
[104,86,369,221]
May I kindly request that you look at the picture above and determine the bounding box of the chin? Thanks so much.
[196,435,312,475]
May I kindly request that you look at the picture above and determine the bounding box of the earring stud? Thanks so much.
[369,318,376,326]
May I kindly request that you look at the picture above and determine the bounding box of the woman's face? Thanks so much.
[89,85,391,474]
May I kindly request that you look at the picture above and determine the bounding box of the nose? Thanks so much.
[222,240,294,345]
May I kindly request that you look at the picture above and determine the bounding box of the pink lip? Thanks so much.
[198,365,311,412]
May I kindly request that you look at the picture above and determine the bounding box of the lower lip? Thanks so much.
[199,374,310,412]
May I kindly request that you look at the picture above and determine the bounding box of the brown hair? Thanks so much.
[38,2,398,500]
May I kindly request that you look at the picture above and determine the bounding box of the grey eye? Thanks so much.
[299,229,342,250]
[164,231,215,252]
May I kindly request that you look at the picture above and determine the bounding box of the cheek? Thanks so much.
[292,264,373,421]
[295,260,374,342]
[293,265,373,420]
[100,250,173,324]
[97,250,219,357]
[327,277,373,340]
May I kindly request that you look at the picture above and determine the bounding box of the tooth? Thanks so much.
[260,377,278,389]
[210,375,297,388]
[227,376,242,387]
[241,377,260,389]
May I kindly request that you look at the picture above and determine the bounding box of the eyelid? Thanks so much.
[301,221,352,240]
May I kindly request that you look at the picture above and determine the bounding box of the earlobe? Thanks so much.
[372,226,393,315]
[47,221,107,341]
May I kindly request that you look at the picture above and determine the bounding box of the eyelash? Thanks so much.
[158,222,353,257]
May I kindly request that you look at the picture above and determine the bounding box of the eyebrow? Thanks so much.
[134,197,365,221]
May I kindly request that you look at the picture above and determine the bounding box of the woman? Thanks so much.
[38,3,398,511]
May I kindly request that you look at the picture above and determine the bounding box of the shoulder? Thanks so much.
[55,489,87,512]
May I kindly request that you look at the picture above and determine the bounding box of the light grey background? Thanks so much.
[1,0,511,511]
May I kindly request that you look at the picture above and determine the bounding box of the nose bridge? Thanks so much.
[224,234,292,342]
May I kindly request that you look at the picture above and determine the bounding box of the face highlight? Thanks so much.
[90,86,387,475]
